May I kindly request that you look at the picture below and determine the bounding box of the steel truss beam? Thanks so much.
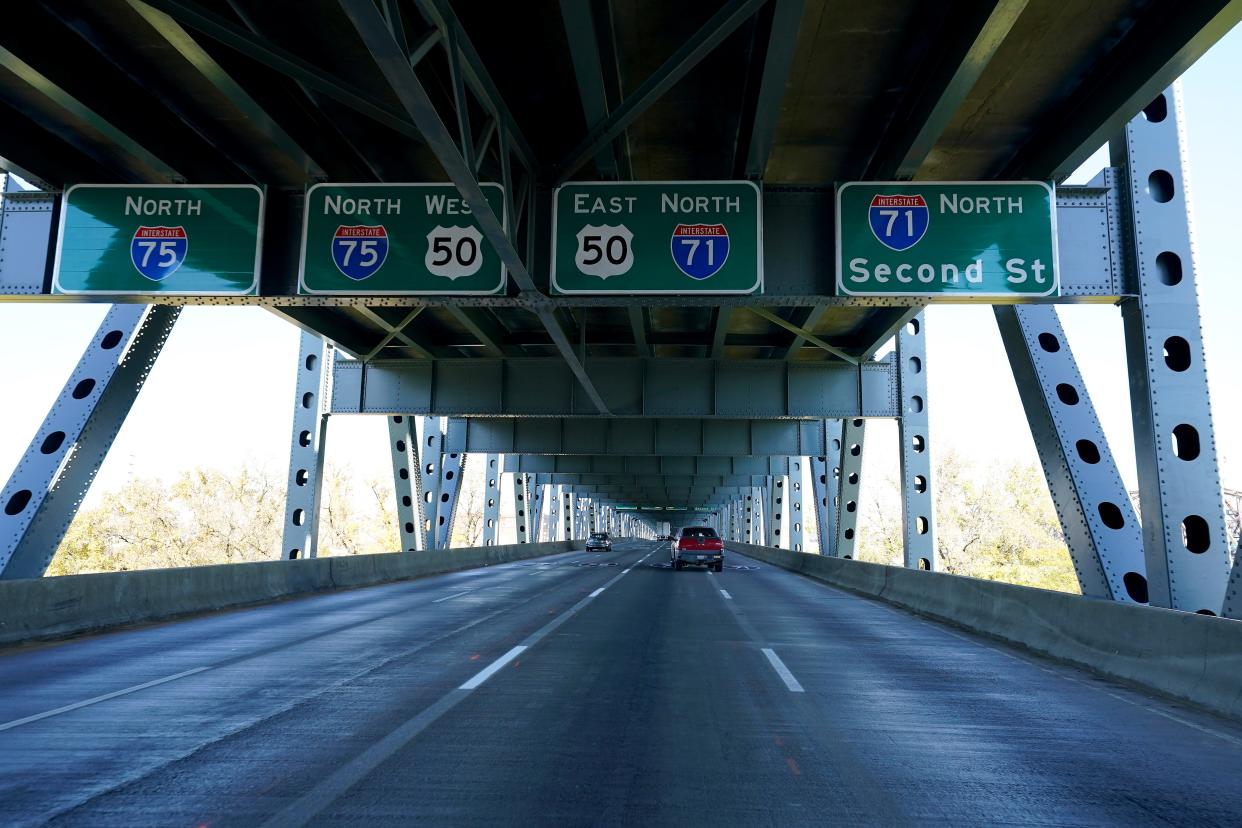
[340,0,609,415]
[788,457,805,552]
[331,358,898,419]
[996,305,1145,601]
[809,421,843,555]
[554,0,768,182]
[0,304,178,578]
[433,420,465,548]
[897,314,935,570]
[1114,86,1231,616]
[511,471,530,543]
[281,331,331,560]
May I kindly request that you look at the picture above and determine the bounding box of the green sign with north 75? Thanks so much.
[836,181,1058,298]
[299,183,506,295]
[551,181,761,295]
[53,184,263,295]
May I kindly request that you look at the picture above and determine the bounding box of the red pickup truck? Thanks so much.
[672,526,724,572]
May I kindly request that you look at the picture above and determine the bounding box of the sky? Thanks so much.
[1,25,1241,519]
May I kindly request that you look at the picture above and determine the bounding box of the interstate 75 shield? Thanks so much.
[331,225,389,281]
[868,194,929,251]
[130,226,188,281]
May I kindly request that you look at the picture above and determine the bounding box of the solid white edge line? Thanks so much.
[432,590,474,603]
[761,648,805,693]
[460,645,527,690]
[720,589,733,599]
[589,587,605,598]
[0,666,211,732]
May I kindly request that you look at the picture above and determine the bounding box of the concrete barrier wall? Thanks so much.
[0,540,579,648]
[728,541,1242,721]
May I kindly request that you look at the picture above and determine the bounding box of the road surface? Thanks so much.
[2,539,1241,826]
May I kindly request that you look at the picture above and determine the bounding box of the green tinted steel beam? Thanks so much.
[141,0,430,143]
[127,0,326,182]
[864,0,1028,179]
[769,305,825,361]
[554,0,769,183]
[1000,0,1242,180]
[560,0,619,178]
[0,44,178,182]
[750,307,858,364]
[628,307,651,357]
[340,0,610,414]
[741,0,805,178]
[708,307,732,358]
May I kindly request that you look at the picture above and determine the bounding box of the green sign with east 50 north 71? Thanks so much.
[53,184,263,295]
[836,181,1058,298]
[298,183,506,295]
[551,181,761,294]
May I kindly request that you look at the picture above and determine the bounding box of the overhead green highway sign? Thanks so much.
[298,183,506,295]
[551,181,762,295]
[53,184,263,295]
[836,181,1058,298]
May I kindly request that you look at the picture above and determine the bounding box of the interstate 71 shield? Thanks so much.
[670,223,730,280]
[130,226,188,281]
[868,194,929,251]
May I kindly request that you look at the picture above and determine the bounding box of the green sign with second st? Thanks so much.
[836,181,1059,298]
[298,183,506,295]
[551,181,762,294]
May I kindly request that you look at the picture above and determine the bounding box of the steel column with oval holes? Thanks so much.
[748,487,760,543]
[529,474,546,542]
[789,458,805,552]
[810,420,843,555]
[897,314,936,570]
[562,486,574,540]
[0,304,180,578]
[511,471,530,543]
[418,417,443,549]
[766,476,783,547]
[836,419,866,559]
[481,454,501,545]
[282,331,332,560]
[387,415,424,552]
[996,304,1146,601]
[434,420,466,548]
[1113,85,1230,615]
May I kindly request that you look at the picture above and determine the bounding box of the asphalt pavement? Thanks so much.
[2,539,1241,826]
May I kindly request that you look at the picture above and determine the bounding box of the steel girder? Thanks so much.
[386,415,423,552]
[1114,86,1231,616]
[2,184,1130,307]
[482,454,500,546]
[331,358,898,419]
[502,455,794,476]
[0,304,179,578]
[281,331,331,560]
[835,419,865,559]
[897,314,936,570]
[995,305,1145,601]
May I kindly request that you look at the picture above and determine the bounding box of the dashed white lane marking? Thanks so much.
[761,648,805,693]
[719,589,733,600]
[589,587,605,598]
[0,667,211,732]
[432,590,474,603]
[459,645,528,690]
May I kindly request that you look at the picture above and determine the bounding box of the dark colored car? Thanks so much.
[586,532,612,552]
[671,527,724,571]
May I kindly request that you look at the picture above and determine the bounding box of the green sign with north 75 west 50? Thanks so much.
[836,181,1058,298]
[299,183,506,295]
[53,184,263,295]
[551,181,761,294]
